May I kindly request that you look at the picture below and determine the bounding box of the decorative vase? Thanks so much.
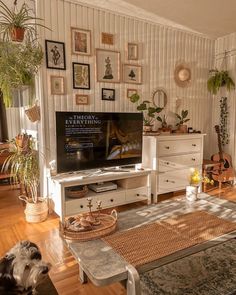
[178,124,188,133]
[186,185,199,202]
[143,125,152,132]
[11,27,25,42]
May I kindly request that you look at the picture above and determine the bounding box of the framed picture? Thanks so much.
[123,64,142,84]
[45,40,66,70]
[102,88,115,101]
[101,32,114,45]
[50,76,65,95]
[72,62,90,89]
[71,27,91,55]
[96,49,120,83]
[127,43,138,60]
[75,94,89,105]
[127,88,137,99]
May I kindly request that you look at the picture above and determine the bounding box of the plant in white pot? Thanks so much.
[130,93,163,131]
[2,133,48,223]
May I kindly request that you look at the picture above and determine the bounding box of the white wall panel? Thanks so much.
[37,0,214,163]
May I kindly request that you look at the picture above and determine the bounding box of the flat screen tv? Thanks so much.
[56,111,143,173]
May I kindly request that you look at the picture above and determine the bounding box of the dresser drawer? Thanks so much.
[159,169,191,190]
[159,153,202,172]
[65,197,97,215]
[101,191,126,207]
[126,187,148,202]
[158,138,201,156]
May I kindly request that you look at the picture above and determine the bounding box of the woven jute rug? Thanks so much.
[103,210,236,268]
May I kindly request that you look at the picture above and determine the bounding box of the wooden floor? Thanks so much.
[0,183,236,294]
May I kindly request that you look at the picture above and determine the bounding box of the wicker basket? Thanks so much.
[66,185,88,198]
[25,104,40,122]
[24,199,48,223]
[60,210,117,241]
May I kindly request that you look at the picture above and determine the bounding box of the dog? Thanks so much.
[0,240,51,294]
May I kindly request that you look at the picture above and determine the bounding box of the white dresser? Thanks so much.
[142,134,205,202]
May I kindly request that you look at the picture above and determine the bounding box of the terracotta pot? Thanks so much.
[11,27,25,42]
[143,125,152,132]
[178,124,188,133]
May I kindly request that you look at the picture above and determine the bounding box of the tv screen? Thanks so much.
[56,112,143,173]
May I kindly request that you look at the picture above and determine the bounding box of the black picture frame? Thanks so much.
[45,40,66,70]
[102,88,115,101]
[72,62,90,90]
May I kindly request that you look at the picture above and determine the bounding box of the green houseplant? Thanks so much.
[2,133,48,222]
[0,0,47,42]
[175,109,190,133]
[207,69,235,95]
[0,40,43,107]
[130,93,163,131]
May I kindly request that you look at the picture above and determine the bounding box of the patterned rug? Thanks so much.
[140,238,236,295]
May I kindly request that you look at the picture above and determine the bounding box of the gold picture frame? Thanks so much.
[123,64,142,84]
[75,94,89,105]
[127,43,138,60]
[127,88,137,99]
[101,32,114,45]
[50,76,65,95]
[71,27,92,56]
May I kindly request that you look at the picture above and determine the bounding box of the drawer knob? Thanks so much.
[165,146,170,149]
[80,205,84,208]
[192,144,196,147]
[192,158,196,161]
[110,199,114,202]
[165,179,175,184]
[166,162,170,165]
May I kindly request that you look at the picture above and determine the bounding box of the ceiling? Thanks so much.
[122,0,236,38]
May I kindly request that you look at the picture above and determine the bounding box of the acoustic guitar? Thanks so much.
[211,125,234,182]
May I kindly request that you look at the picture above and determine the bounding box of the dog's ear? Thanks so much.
[30,249,42,260]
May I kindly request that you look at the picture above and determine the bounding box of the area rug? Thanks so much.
[36,275,58,295]
[140,238,236,295]
[103,210,236,268]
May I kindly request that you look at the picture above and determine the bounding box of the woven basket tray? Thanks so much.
[66,185,88,198]
[60,210,117,241]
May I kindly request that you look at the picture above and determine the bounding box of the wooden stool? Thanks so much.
[202,159,221,192]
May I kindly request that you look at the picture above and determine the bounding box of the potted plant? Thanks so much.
[0,0,47,42]
[175,109,190,133]
[0,40,43,107]
[130,93,163,131]
[207,69,235,95]
[156,114,171,133]
[2,133,48,223]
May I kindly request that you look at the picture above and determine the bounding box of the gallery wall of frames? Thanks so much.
[37,0,215,162]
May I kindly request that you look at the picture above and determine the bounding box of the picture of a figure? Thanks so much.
[123,64,142,84]
[50,46,61,65]
[128,69,136,80]
[74,32,87,53]
[71,28,91,55]
[45,40,66,70]
[103,57,113,79]
[73,63,90,89]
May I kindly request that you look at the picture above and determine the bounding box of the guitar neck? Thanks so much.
[216,127,224,161]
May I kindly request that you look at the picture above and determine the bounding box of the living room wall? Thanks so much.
[36,0,215,164]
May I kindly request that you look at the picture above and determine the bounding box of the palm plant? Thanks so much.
[2,134,40,203]
[0,0,48,42]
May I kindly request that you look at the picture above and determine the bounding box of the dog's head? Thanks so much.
[0,240,51,294]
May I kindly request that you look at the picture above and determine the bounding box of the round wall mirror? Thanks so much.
[174,63,191,87]
[152,88,168,108]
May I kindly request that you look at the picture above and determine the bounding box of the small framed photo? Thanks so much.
[127,88,137,99]
[45,40,66,70]
[72,62,90,89]
[123,64,142,84]
[51,76,65,95]
[75,94,89,105]
[127,43,138,60]
[96,49,120,83]
[101,32,114,45]
[102,88,115,101]
[71,27,91,55]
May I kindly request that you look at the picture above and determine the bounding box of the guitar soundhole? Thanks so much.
[224,159,230,169]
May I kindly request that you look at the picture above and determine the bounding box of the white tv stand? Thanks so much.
[48,168,151,224]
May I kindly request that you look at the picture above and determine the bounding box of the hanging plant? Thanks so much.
[219,97,229,146]
[207,69,235,95]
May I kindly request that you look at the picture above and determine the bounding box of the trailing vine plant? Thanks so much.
[219,97,229,146]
